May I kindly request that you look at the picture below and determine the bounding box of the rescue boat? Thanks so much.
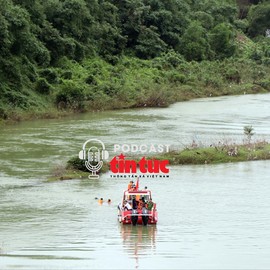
[118,180,158,225]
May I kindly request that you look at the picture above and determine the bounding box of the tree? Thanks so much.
[112,0,190,56]
[210,23,236,59]
[144,0,190,49]
[191,0,238,25]
[180,21,210,61]
[112,0,149,48]
[44,0,92,41]
[190,11,214,30]
[0,12,10,55]
[135,25,167,58]
[244,125,254,144]
[91,1,126,59]
[248,2,270,37]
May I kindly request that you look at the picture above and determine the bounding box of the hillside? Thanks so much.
[0,0,270,121]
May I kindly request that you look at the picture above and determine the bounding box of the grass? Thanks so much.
[155,140,270,165]
[48,140,270,181]
[47,159,110,182]
[46,169,90,182]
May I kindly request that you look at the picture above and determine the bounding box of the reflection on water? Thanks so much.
[121,225,157,265]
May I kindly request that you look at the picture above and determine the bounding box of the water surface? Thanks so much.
[1,94,270,269]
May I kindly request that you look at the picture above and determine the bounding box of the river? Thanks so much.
[0,94,270,269]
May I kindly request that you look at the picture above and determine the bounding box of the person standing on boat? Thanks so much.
[137,198,145,210]
[127,181,134,190]
[147,199,154,210]
[132,196,137,210]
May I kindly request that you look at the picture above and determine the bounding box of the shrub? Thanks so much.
[39,68,58,84]
[234,19,249,33]
[99,83,121,97]
[166,71,187,84]
[35,78,51,94]
[67,156,88,172]
[55,81,85,111]
[61,71,72,80]
[181,21,210,61]
[135,85,173,107]
[0,105,7,119]
[85,74,97,85]
[66,156,109,175]
[209,23,236,59]
[257,80,270,90]
[204,75,223,88]
[225,68,241,83]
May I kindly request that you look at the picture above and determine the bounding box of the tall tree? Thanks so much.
[248,2,270,37]
[180,21,210,61]
[210,23,236,59]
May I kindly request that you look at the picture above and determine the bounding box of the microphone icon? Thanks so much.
[79,139,109,179]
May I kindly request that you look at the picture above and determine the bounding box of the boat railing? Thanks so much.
[122,210,156,218]
[123,213,153,217]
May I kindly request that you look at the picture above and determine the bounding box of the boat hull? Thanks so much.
[118,209,158,225]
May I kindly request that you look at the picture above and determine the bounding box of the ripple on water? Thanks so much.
[1,95,270,269]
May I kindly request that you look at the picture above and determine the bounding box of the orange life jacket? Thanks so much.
[137,201,144,210]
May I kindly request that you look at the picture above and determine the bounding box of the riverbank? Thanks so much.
[1,56,270,125]
[2,0,270,126]
[49,140,270,181]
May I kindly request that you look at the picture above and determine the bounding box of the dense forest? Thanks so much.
[0,0,270,120]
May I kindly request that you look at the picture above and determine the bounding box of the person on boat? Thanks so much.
[137,199,145,210]
[132,196,137,209]
[127,181,134,190]
[124,200,132,211]
[131,184,136,191]
[118,202,123,211]
[146,198,154,210]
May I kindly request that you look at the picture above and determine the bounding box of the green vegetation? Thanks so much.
[48,157,110,181]
[157,125,270,165]
[54,125,267,180]
[50,139,270,181]
[244,125,255,143]
[156,140,270,165]
[1,0,270,121]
